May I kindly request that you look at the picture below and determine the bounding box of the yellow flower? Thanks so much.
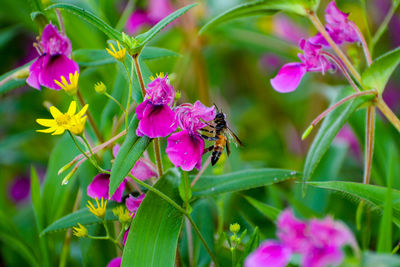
[72,223,88,238]
[112,206,132,225]
[36,101,89,135]
[149,72,165,81]
[87,198,107,218]
[54,71,79,95]
[106,41,126,61]
[229,223,240,234]
[94,81,107,94]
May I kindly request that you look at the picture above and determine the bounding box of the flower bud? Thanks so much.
[94,82,107,94]
[230,223,240,234]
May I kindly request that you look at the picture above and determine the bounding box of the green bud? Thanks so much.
[229,223,240,234]
[62,168,77,185]
[94,82,107,94]
[121,32,140,54]
[301,125,314,140]
[13,68,30,79]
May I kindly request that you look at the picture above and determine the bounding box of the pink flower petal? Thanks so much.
[125,10,153,35]
[302,245,343,267]
[166,130,204,171]
[277,209,309,253]
[126,194,145,214]
[40,24,72,56]
[112,144,121,158]
[123,228,129,245]
[26,55,45,90]
[270,63,306,93]
[136,103,176,138]
[130,159,157,181]
[245,240,292,267]
[107,257,122,267]
[87,173,125,202]
[38,54,79,90]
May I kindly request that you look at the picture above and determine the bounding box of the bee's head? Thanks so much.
[215,112,225,119]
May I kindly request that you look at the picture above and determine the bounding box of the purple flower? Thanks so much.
[166,101,215,171]
[244,240,291,267]
[270,39,333,93]
[123,194,145,245]
[246,209,357,267]
[309,1,358,47]
[107,257,121,267]
[87,173,125,202]
[125,0,173,34]
[113,144,157,181]
[8,177,31,203]
[273,14,307,44]
[26,24,79,90]
[136,75,177,138]
[335,125,361,160]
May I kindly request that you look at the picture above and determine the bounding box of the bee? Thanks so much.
[201,106,243,166]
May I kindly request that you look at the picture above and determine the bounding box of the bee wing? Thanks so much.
[226,127,243,147]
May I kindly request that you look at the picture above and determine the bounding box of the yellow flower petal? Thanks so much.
[67,101,77,116]
[76,104,89,118]
[36,118,57,127]
[50,106,62,119]
[52,127,66,135]
[37,127,57,133]
[54,79,65,89]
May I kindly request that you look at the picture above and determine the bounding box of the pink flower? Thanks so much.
[107,257,121,267]
[26,24,79,90]
[335,125,361,159]
[273,14,307,44]
[136,75,177,138]
[87,173,125,202]
[270,39,333,93]
[166,101,215,171]
[309,1,358,47]
[244,240,292,267]
[123,194,145,245]
[125,0,173,34]
[113,144,157,181]
[246,209,357,267]
[276,209,309,253]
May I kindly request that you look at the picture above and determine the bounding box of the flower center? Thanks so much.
[56,114,71,126]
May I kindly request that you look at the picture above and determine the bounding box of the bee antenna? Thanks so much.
[213,103,219,113]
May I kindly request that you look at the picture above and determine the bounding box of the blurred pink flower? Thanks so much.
[107,257,121,267]
[125,0,173,34]
[27,24,79,90]
[8,176,30,203]
[166,101,215,171]
[87,173,126,202]
[270,39,334,93]
[123,194,145,245]
[136,75,177,138]
[246,209,357,267]
[310,1,358,47]
[273,14,307,44]
[335,125,361,159]
[245,240,291,267]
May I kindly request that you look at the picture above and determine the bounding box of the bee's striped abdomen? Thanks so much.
[211,135,226,165]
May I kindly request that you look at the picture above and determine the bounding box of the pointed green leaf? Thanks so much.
[41,204,118,235]
[122,169,183,267]
[0,232,40,267]
[362,47,400,93]
[303,88,374,184]
[109,117,151,196]
[244,196,281,221]
[46,3,122,41]
[192,168,299,197]
[240,227,260,264]
[307,181,400,226]
[135,4,197,46]
[200,0,313,34]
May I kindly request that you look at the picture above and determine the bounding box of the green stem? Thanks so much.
[77,90,104,142]
[105,92,127,115]
[231,247,236,267]
[376,97,400,133]
[123,60,133,132]
[360,0,372,43]
[370,0,400,56]
[363,106,375,184]
[153,138,164,177]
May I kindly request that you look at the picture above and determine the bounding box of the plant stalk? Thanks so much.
[77,90,104,142]
[363,106,375,184]
[376,98,400,133]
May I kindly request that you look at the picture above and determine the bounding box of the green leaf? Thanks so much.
[140,47,180,60]
[362,47,400,93]
[239,227,260,265]
[109,117,151,196]
[0,61,31,94]
[307,181,400,226]
[192,168,299,197]
[302,88,374,184]
[362,252,400,267]
[0,232,40,267]
[200,0,311,34]
[41,204,118,235]
[377,146,395,253]
[46,3,122,41]
[122,169,183,267]
[135,4,197,46]
[244,196,281,221]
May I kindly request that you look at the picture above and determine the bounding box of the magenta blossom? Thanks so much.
[246,209,357,267]
[107,257,121,267]
[335,125,361,160]
[87,173,126,202]
[270,39,334,93]
[273,14,307,44]
[166,101,215,171]
[26,24,79,90]
[244,240,291,267]
[126,0,173,34]
[113,144,157,181]
[123,194,145,245]
[136,75,177,138]
[309,1,358,47]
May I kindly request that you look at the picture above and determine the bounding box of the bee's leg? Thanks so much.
[226,140,231,156]
[203,145,214,154]
[201,135,219,141]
